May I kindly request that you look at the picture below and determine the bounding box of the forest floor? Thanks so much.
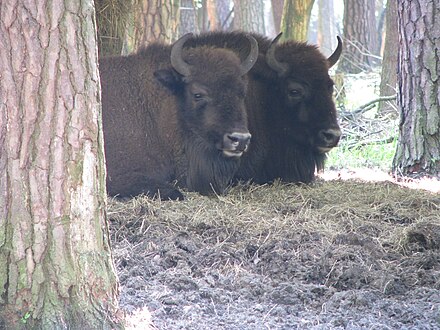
[108,171,440,330]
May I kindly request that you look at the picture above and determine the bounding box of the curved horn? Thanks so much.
[266,32,289,76]
[327,36,343,68]
[170,33,194,77]
[239,35,259,76]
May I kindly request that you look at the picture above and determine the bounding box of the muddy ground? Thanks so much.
[108,174,440,329]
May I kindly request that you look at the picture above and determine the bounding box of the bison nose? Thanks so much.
[317,128,342,152]
[222,132,252,157]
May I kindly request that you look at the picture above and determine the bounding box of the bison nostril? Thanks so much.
[319,128,341,144]
[225,132,251,151]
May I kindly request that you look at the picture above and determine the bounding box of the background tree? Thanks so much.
[233,0,265,34]
[180,0,200,34]
[317,0,336,56]
[338,0,378,73]
[378,0,398,117]
[123,0,180,53]
[392,0,440,176]
[280,0,315,41]
[271,0,284,34]
[0,0,122,328]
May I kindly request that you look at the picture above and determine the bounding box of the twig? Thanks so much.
[341,94,397,119]
[346,136,395,149]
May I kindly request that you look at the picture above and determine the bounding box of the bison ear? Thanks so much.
[154,68,183,92]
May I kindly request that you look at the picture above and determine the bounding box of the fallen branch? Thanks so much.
[346,136,395,149]
[341,94,397,119]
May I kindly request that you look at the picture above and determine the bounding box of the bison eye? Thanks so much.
[193,93,203,100]
[288,89,302,98]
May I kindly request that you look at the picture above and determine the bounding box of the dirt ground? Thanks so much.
[108,171,440,329]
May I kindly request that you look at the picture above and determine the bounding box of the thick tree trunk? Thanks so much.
[233,0,265,34]
[378,0,398,117]
[124,0,180,53]
[392,0,440,176]
[338,0,378,73]
[0,1,122,328]
[280,0,315,41]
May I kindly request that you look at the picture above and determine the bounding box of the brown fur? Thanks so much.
[186,32,341,184]
[99,43,251,200]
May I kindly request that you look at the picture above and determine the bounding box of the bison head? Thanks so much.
[154,33,258,158]
[265,34,342,154]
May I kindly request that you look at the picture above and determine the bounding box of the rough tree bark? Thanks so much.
[233,0,265,34]
[338,0,378,73]
[378,0,398,117]
[392,0,440,176]
[124,0,180,53]
[0,1,122,328]
[280,0,315,41]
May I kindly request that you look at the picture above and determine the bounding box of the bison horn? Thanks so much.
[239,35,259,76]
[171,33,193,77]
[266,32,289,76]
[327,36,343,68]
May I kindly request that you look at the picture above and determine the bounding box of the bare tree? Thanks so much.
[0,0,122,328]
[280,0,315,41]
[317,0,336,55]
[180,0,200,34]
[124,0,180,53]
[271,0,284,34]
[392,0,440,176]
[338,0,378,73]
[233,0,265,33]
[378,0,398,117]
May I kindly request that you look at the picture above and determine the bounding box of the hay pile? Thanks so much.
[108,176,440,329]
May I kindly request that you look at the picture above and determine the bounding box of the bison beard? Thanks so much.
[185,140,240,195]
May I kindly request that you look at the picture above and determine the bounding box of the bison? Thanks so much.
[184,32,342,184]
[99,33,258,200]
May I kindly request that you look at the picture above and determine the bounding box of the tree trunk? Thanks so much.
[0,1,122,328]
[338,0,378,73]
[280,0,315,41]
[317,0,336,56]
[271,0,284,34]
[378,0,398,117]
[233,0,265,34]
[392,0,440,176]
[124,0,180,53]
[180,0,200,35]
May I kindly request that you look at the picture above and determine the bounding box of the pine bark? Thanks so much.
[338,0,378,73]
[0,1,121,328]
[124,0,180,53]
[233,0,266,34]
[280,0,315,41]
[392,0,440,176]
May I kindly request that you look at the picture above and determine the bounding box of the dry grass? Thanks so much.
[108,173,440,329]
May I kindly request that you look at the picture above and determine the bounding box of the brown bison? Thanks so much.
[185,32,342,184]
[99,34,258,200]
